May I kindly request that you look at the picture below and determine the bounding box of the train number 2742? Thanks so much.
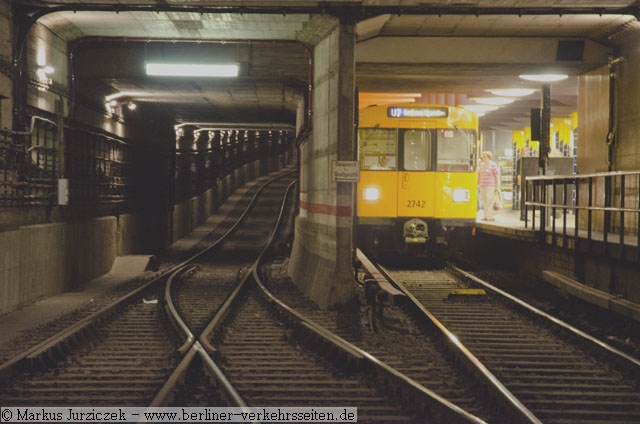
[406,200,426,208]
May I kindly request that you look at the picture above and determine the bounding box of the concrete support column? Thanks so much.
[288,18,356,309]
[539,84,551,173]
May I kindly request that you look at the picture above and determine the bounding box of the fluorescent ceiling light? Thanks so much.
[461,105,499,112]
[105,91,148,102]
[360,92,421,98]
[519,74,568,82]
[486,88,536,97]
[36,65,54,76]
[471,97,515,105]
[146,62,239,77]
[362,98,418,104]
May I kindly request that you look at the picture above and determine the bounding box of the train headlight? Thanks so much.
[362,187,380,201]
[453,188,470,203]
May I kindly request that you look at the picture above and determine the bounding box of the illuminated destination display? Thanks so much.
[387,106,449,118]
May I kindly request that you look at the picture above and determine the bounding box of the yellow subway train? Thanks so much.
[356,103,479,259]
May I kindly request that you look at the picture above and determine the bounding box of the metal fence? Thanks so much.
[0,117,58,206]
[0,117,151,208]
[1,117,293,209]
[524,171,640,258]
[64,126,139,204]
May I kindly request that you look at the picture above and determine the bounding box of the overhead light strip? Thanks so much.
[461,105,499,112]
[145,62,239,77]
[471,97,515,105]
[519,74,568,82]
[486,88,536,97]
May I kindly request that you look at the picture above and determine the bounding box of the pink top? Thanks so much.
[478,161,498,187]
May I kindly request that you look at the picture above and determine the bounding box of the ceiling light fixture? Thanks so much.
[360,92,421,98]
[486,88,536,97]
[36,65,54,80]
[471,97,515,105]
[461,105,499,113]
[518,74,568,82]
[36,65,54,91]
[145,62,239,77]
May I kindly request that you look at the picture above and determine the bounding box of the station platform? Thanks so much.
[474,208,537,241]
[475,207,640,322]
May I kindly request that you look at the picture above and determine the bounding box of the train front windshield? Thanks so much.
[400,129,475,172]
[358,126,476,172]
[402,130,432,171]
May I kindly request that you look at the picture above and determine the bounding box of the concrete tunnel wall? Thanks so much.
[0,152,291,315]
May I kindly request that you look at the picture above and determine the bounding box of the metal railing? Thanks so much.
[0,116,161,208]
[0,117,58,206]
[524,171,640,259]
[2,118,295,209]
[64,126,142,204]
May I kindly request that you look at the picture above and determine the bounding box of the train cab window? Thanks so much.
[401,129,433,171]
[358,128,397,170]
[436,128,475,172]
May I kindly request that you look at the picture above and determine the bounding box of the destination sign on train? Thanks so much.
[387,107,449,118]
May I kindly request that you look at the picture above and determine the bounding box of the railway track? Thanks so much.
[263,265,498,422]
[0,174,276,366]
[157,171,541,423]
[159,177,488,423]
[0,169,298,407]
[3,167,487,423]
[375,262,640,424]
[0,287,178,406]
[12,160,601,423]
[5,160,634,422]
[171,177,295,335]
[214,291,415,422]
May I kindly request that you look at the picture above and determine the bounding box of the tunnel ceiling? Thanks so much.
[23,0,640,131]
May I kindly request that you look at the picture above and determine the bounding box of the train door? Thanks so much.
[397,127,436,218]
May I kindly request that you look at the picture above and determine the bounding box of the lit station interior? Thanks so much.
[1,1,640,420]
[0,0,640,424]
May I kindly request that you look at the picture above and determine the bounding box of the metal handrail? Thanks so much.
[524,170,640,258]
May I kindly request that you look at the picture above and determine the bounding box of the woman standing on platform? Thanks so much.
[478,150,499,221]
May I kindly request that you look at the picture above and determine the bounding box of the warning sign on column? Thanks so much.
[331,161,359,182]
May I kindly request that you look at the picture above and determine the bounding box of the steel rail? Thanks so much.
[198,175,485,421]
[356,249,542,424]
[447,263,640,381]
[163,265,198,354]
[150,174,298,411]
[0,167,296,385]
[243,197,489,423]
[154,175,487,422]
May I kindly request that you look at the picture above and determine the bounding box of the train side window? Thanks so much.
[436,128,475,172]
[401,129,433,171]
